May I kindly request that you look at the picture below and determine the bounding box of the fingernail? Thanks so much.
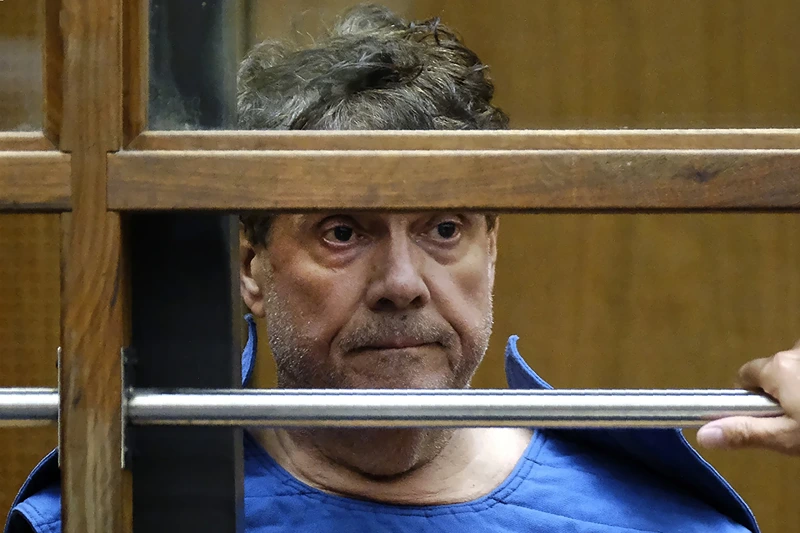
[697,427,725,448]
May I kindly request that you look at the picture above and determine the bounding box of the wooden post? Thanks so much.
[57,0,129,532]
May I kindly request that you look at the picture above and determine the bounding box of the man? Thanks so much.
[7,4,800,532]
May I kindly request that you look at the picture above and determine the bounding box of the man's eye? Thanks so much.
[326,225,354,243]
[435,222,458,239]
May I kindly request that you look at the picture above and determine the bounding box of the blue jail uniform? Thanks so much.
[5,316,758,532]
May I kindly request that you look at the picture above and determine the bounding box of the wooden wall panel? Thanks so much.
[0,214,59,530]
[247,2,800,532]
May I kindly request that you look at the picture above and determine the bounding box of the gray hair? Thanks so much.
[238,3,507,244]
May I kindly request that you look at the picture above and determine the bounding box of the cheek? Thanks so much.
[266,251,365,347]
[430,252,493,335]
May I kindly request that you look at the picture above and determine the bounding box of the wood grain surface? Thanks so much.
[0,152,71,212]
[59,0,121,152]
[122,0,147,146]
[43,0,64,146]
[108,149,800,211]
[0,133,57,152]
[60,156,127,533]
[129,129,800,152]
[58,0,128,530]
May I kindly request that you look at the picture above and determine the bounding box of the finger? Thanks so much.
[738,342,800,392]
[697,416,800,456]
[736,357,772,391]
[736,354,792,401]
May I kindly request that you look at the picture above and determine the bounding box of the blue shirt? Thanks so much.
[5,317,758,532]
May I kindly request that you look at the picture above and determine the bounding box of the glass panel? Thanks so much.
[149,0,240,129]
[246,212,800,390]
[150,0,800,130]
[0,0,43,131]
[242,211,800,533]
[0,214,58,524]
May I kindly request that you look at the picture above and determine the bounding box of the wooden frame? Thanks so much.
[0,133,58,152]
[122,0,148,146]
[0,151,70,211]
[128,129,800,151]
[43,0,64,146]
[54,0,128,531]
[2,0,800,532]
[0,0,69,212]
[108,147,800,211]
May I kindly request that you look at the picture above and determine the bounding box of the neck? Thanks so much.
[255,426,533,505]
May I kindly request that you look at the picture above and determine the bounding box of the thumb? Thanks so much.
[697,416,799,454]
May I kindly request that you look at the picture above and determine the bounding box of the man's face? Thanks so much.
[240,212,498,390]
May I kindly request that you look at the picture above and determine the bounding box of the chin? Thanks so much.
[352,378,453,390]
[343,347,469,391]
[347,365,463,390]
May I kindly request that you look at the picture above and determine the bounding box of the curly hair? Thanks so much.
[238,4,507,244]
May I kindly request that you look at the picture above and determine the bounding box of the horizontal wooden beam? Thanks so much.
[0,152,71,211]
[108,149,800,211]
[0,132,57,151]
[128,129,800,151]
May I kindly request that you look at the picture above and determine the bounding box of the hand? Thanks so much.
[697,340,800,456]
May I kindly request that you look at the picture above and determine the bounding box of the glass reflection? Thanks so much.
[0,0,43,131]
[149,0,800,130]
[0,213,59,525]
[149,0,239,129]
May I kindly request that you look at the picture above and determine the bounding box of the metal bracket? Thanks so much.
[57,346,61,468]
[121,346,137,470]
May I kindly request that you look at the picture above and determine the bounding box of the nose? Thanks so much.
[366,235,431,312]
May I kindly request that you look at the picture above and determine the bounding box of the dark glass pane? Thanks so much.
[149,0,240,129]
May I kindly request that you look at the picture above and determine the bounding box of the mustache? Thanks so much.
[338,314,457,353]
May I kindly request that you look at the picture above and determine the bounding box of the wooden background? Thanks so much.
[2,0,800,531]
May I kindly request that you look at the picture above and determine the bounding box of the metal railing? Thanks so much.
[0,387,783,429]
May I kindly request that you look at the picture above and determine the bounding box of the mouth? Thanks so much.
[353,341,437,353]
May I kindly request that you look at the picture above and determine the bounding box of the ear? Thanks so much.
[240,231,266,317]
[487,217,499,287]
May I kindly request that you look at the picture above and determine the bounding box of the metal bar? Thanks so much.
[0,388,784,428]
[127,388,783,429]
[0,388,59,426]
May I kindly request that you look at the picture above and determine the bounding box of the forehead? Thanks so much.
[276,212,486,231]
